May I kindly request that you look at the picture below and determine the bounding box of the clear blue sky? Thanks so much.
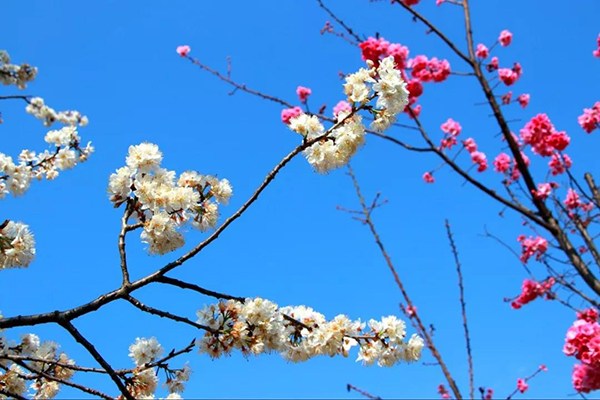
[2,0,599,398]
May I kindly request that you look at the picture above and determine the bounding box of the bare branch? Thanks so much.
[445,220,474,400]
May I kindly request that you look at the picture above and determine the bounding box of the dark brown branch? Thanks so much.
[0,95,31,102]
[1,354,107,374]
[391,0,472,65]
[155,276,245,301]
[585,173,600,207]
[460,0,600,297]
[118,201,135,286]
[125,295,215,332]
[406,107,550,230]
[11,356,113,400]
[59,320,132,400]
[445,220,474,400]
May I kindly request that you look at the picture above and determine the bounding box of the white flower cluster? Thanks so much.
[125,337,191,399]
[25,97,89,127]
[0,126,94,198]
[0,220,35,269]
[0,50,37,89]
[196,298,423,367]
[290,112,366,173]
[0,333,75,399]
[289,56,408,173]
[108,143,232,255]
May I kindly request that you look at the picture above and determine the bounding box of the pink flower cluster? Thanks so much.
[510,277,555,309]
[358,36,450,115]
[422,172,435,184]
[476,43,489,59]
[281,106,303,124]
[296,86,312,103]
[437,384,450,399]
[517,235,548,263]
[593,34,600,58]
[499,30,513,47]
[482,388,493,400]
[519,113,570,157]
[176,45,191,57]
[501,92,529,108]
[439,118,462,149]
[493,149,530,183]
[516,378,529,393]
[498,62,522,86]
[463,138,487,172]
[359,37,409,69]
[578,102,600,133]
[410,55,451,83]
[548,153,572,176]
[563,188,594,215]
[333,100,352,117]
[564,309,600,393]
[532,182,557,200]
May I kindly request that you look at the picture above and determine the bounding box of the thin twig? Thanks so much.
[155,276,245,301]
[346,165,463,400]
[445,220,474,400]
[316,0,362,43]
[125,295,215,333]
[347,383,382,400]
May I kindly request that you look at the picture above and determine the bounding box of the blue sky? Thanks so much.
[2,0,600,398]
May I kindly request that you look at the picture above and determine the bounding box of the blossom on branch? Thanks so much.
[108,143,232,255]
[196,298,423,367]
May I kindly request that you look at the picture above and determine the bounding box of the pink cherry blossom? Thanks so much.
[498,68,518,86]
[532,182,555,200]
[593,34,600,58]
[484,388,493,400]
[487,56,499,71]
[578,102,600,133]
[572,363,600,393]
[517,93,530,108]
[501,91,512,105]
[463,138,477,153]
[516,378,528,393]
[517,235,548,263]
[471,151,488,172]
[296,86,312,103]
[406,79,423,98]
[564,188,581,210]
[437,384,450,399]
[359,37,390,66]
[176,45,191,57]
[549,153,572,176]
[493,153,511,173]
[410,56,451,83]
[333,100,352,117]
[511,277,555,309]
[475,43,489,59]
[499,30,513,47]
[440,118,462,136]
[520,114,570,156]
[387,43,410,69]
[280,106,303,124]
[423,172,435,183]
[405,305,418,316]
